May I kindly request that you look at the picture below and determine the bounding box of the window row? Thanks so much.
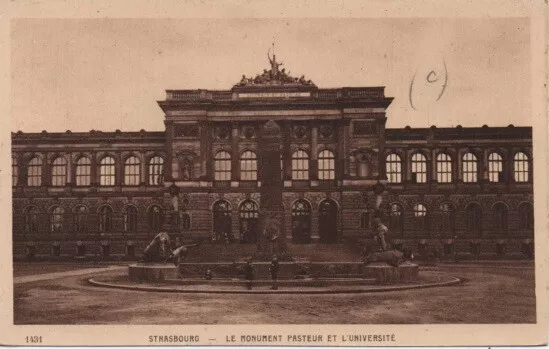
[13,155,164,187]
[380,202,533,234]
[386,151,530,184]
[214,149,336,181]
[20,204,175,234]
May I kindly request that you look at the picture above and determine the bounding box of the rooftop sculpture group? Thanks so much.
[236,48,316,87]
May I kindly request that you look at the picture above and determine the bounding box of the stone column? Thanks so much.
[42,152,50,186]
[282,122,292,180]
[90,151,98,186]
[199,121,211,181]
[165,121,174,182]
[431,149,437,183]
[310,124,318,179]
[140,151,146,185]
[231,124,239,181]
[116,154,123,186]
[337,124,345,179]
[66,152,72,186]
[506,147,514,183]
[342,121,351,179]
[456,149,462,182]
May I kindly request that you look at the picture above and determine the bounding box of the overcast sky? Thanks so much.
[11,18,530,132]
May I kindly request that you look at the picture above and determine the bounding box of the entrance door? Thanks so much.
[291,200,311,244]
[239,200,259,243]
[213,200,232,241]
[319,199,338,243]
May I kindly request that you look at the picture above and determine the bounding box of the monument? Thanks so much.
[253,120,292,261]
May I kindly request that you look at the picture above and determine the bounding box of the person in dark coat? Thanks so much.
[243,259,254,290]
[269,256,280,290]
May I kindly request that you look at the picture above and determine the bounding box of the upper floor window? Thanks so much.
[318,149,335,180]
[50,206,64,233]
[292,149,309,180]
[214,151,231,181]
[27,156,42,187]
[148,156,164,185]
[513,152,529,182]
[386,153,402,184]
[411,153,427,183]
[462,153,478,183]
[124,156,140,186]
[99,156,116,186]
[436,153,452,183]
[12,157,18,186]
[51,156,67,187]
[240,150,257,181]
[75,157,91,186]
[488,152,503,183]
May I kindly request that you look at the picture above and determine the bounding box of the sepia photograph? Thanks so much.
[1,1,548,346]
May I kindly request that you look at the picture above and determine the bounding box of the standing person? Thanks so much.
[269,256,280,290]
[373,215,389,252]
[243,259,254,290]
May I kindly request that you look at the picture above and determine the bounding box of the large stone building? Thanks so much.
[11,55,534,260]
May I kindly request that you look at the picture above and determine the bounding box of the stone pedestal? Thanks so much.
[128,263,179,282]
[363,262,419,284]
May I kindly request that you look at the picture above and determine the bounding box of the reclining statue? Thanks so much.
[141,231,199,265]
[363,215,405,267]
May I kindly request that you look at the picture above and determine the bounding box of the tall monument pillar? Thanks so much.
[254,120,290,260]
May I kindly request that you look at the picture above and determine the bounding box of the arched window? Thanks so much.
[292,150,309,180]
[98,205,113,233]
[50,206,64,233]
[411,153,427,183]
[440,203,456,235]
[12,157,18,186]
[240,151,257,181]
[99,156,116,186]
[414,203,428,233]
[74,205,88,233]
[124,156,140,185]
[51,156,67,187]
[214,151,231,181]
[123,205,137,233]
[493,202,508,233]
[24,206,38,233]
[213,200,232,238]
[514,152,529,182]
[291,199,312,243]
[386,153,402,183]
[466,203,482,235]
[148,205,163,232]
[27,157,42,186]
[181,213,191,231]
[488,153,503,183]
[148,156,164,185]
[318,149,335,180]
[240,200,259,243]
[388,203,404,233]
[462,153,478,183]
[518,202,534,230]
[436,153,452,183]
[75,157,91,186]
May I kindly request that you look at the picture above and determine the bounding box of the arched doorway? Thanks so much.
[319,199,338,243]
[213,200,232,241]
[466,203,482,236]
[291,200,311,244]
[239,200,259,243]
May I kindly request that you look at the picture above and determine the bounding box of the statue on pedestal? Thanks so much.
[141,231,199,265]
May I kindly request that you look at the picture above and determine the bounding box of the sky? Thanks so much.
[10,18,531,132]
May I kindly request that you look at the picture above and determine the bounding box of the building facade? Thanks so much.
[11,57,534,260]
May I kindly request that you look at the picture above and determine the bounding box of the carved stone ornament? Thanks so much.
[293,125,307,139]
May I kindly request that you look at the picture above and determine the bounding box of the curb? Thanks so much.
[88,276,463,295]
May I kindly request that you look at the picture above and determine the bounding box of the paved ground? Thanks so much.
[13,262,536,324]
